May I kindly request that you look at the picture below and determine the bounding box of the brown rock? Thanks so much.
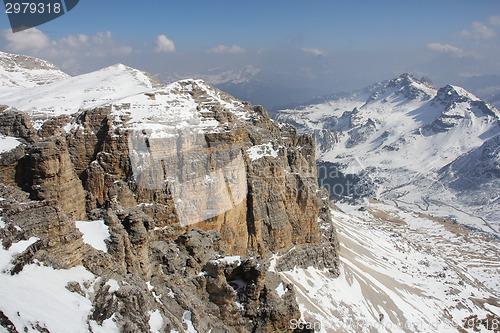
[26,136,87,220]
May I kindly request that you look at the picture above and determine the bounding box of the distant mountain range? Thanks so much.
[0,51,498,333]
[158,66,500,113]
[277,73,500,237]
[158,67,336,111]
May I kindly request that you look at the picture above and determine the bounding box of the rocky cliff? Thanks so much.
[0,54,339,333]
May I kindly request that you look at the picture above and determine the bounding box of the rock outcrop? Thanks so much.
[0,59,339,333]
[0,183,316,332]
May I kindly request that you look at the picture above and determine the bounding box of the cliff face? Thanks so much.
[49,79,325,256]
[0,59,338,333]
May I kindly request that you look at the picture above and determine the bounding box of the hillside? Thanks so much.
[277,74,500,237]
[0,53,498,333]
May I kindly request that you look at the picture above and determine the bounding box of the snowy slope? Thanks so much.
[0,63,163,129]
[0,51,69,93]
[276,74,500,236]
[1,53,498,332]
[275,201,500,333]
[0,52,254,136]
[0,135,20,153]
[0,217,110,333]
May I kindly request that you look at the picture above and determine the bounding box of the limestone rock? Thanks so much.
[0,62,340,332]
[0,106,36,143]
[26,136,87,220]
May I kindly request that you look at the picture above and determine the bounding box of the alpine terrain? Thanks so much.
[0,52,498,333]
[277,74,500,237]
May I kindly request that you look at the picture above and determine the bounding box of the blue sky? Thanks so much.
[1,0,500,107]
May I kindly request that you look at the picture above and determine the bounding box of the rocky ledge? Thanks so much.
[0,71,339,332]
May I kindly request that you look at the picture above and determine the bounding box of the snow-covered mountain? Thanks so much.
[0,51,333,332]
[277,200,500,332]
[0,52,498,333]
[0,51,69,91]
[277,74,500,236]
[0,61,164,129]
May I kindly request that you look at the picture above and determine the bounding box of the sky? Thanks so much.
[0,0,500,108]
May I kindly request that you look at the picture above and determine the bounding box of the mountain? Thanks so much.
[0,51,338,332]
[277,73,500,237]
[0,62,163,129]
[0,53,498,333]
[281,200,500,331]
[160,65,262,86]
[0,51,69,91]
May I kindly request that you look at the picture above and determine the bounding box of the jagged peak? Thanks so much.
[434,84,482,106]
[438,84,481,102]
[387,73,435,91]
[433,84,499,119]
[366,73,437,104]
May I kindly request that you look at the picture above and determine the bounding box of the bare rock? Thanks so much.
[26,136,87,220]
[0,106,36,142]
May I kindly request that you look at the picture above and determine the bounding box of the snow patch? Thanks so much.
[0,259,95,333]
[183,311,198,333]
[90,314,120,333]
[75,220,110,252]
[0,135,20,154]
[148,310,163,333]
[275,282,286,298]
[105,279,120,293]
[0,237,38,270]
[246,142,279,161]
[210,255,241,265]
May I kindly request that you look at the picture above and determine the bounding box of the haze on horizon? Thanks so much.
[0,0,499,108]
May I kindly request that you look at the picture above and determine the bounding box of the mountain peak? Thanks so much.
[388,73,435,91]
[433,84,499,119]
[396,72,414,81]
[0,60,163,124]
[0,51,69,93]
[366,73,437,104]
[435,84,481,106]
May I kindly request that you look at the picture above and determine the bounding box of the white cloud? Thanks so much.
[1,28,50,53]
[490,16,500,26]
[461,22,496,40]
[155,35,175,53]
[301,48,328,56]
[1,29,133,61]
[59,34,89,48]
[427,43,468,58]
[85,31,133,57]
[206,45,245,54]
[0,29,134,74]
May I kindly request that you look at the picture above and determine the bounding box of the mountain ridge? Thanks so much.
[0,52,498,333]
[276,73,500,236]
[0,51,340,333]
